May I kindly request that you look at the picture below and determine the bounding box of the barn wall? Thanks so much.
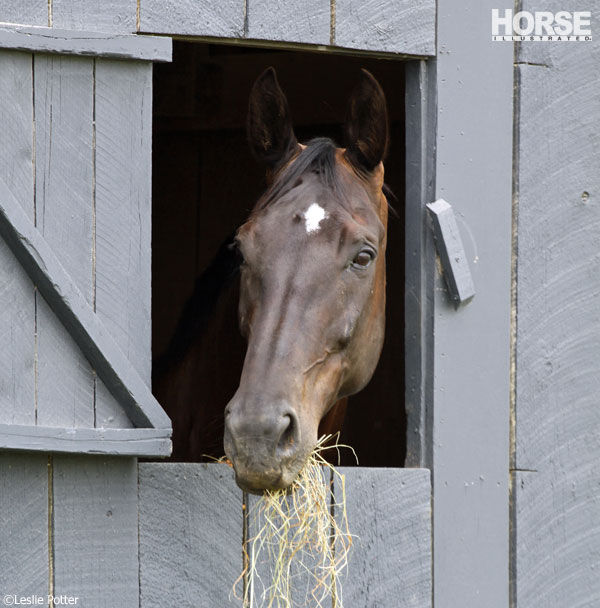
[512,2,600,606]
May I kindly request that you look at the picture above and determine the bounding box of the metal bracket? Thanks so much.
[426,199,475,308]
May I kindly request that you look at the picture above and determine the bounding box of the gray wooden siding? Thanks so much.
[431,1,513,607]
[0,51,36,426]
[139,463,244,607]
[138,0,435,56]
[51,0,136,34]
[513,2,600,605]
[0,50,154,433]
[0,1,48,27]
[335,0,435,55]
[52,456,139,607]
[139,464,431,608]
[338,468,431,607]
[0,453,49,597]
[0,454,139,607]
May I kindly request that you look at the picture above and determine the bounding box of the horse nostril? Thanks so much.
[276,412,300,456]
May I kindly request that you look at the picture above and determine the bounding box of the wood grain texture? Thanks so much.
[52,455,139,607]
[0,424,171,456]
[139,0,244,38]
[0,1,47,27]
[52,0,136,34]
[337,468,431,607]
[247,0,330,45]
[34,54,95,429]
[0,26,171,61]
[138,463,243,607]
[0,178,171,431]
[512,470,600,607]
[513,17,600,606]
[95,59,152,385]
[94,59,152,428]
[334,0,435,55]
[517,0,593,67]
[432,1,513,606]
[0,453,48,595]
[0,51,35,425]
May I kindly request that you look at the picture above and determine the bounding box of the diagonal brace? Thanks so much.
[0,178,171,431]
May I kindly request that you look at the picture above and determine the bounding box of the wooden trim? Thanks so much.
[0,424,171,457]
[404,59,436,469]
[0,178,172,431]
[431,1,513,605]
[0,25,171,61]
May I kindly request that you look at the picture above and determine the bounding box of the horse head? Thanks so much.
[224,67,389,493]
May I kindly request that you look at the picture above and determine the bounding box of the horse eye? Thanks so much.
[352,249,374,268]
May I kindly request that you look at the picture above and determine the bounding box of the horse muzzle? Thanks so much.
[223,397,311,494]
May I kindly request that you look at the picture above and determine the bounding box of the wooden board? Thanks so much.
[0,1,48,27]
[94,59,153,427]
[0,424,171,456]
[52,455,139,607]
[334,0,435,55]
[33,54,95,429]
[0,50,35,426]
[139,0,245,38]
[52,0,136,34]
[337,468,431,607]
[0,25,171,61]
[431,1,513,606]
[512,8,600,604]
[246,0,330,45]
[0,453,48,596]
[138,463,243,607]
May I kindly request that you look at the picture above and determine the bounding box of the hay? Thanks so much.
[237,435,357,608]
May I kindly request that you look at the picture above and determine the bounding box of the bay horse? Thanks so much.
[223,67,389,493]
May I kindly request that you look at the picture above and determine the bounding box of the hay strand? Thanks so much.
[237,434,357,608]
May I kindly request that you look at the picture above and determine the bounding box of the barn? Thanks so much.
[0,1,598,607]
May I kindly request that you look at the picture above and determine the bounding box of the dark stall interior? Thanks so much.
[151,41,406,467]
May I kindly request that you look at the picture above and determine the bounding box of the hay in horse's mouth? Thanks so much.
[237,435,356,608]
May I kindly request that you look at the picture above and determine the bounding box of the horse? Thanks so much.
[222,67,389,493]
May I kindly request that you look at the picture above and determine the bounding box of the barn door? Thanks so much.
[0,23,172,607]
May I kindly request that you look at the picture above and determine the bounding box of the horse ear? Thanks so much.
[247,67,299,168]
[344,69,389,172]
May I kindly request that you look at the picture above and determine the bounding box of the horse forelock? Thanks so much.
[252,137,389,220]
